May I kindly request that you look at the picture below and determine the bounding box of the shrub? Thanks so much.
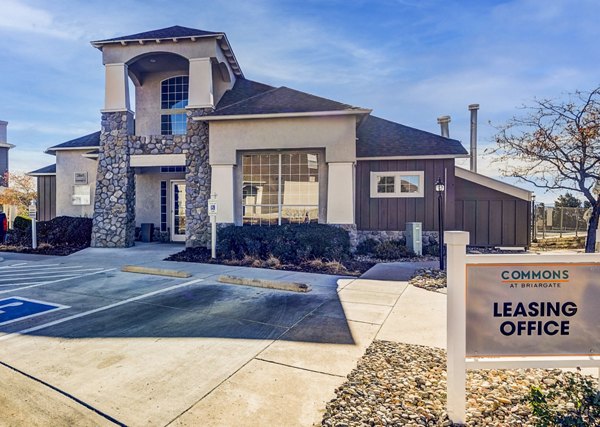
[526,371,600,426]
[356,238,378,255]
[373,240,414,260]
[424,243,440,257]
[216,224,351,263]
[13,216,31,231]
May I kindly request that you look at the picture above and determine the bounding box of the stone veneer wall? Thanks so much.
[130,135,190,155]
[185,108,213,247]
[91,111,136,247]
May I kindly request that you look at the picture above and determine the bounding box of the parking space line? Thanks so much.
[0,278,204,341]
[0,269,105,280]
[0,297,70,326]
[0,264,62,270]
[0,269,116,294]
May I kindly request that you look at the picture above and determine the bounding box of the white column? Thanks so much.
[211,165,235,223]
[445,231,469,425]
[188,58,214,109]
[102,63,130,112]
[326,162,355,224]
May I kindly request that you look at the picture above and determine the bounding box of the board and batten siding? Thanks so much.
[454,176,531,247]
[36,176,56,221]
[355,159,456,232]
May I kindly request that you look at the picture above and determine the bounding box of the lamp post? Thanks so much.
[435,178,445,270]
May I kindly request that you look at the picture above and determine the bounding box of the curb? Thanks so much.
[121,265,192,278]
[217,275,311,293]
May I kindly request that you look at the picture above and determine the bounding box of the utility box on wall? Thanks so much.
[405,222,422,256]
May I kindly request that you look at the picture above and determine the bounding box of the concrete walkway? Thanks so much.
[360,260,439,281]
[0,245,447,426]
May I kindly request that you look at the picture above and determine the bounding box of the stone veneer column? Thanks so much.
[185,108,213,247]
[91,111,136,247]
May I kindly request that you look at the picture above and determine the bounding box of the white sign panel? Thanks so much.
[466,263,600,357]
[72,185,91,206]
[74,172,88,185]
[208,199,217,216]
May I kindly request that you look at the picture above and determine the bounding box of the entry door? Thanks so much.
[171,181,186,242]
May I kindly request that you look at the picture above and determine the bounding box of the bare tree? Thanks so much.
[491,86,600,252]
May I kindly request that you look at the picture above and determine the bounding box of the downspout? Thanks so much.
[468,104,479,173]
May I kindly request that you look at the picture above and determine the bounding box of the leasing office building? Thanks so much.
[29,26,532,248]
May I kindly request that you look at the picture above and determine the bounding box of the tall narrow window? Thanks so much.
[161,76,189,135]
[242,153,319,225]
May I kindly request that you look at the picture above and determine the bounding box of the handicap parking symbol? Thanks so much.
[0,297,69,326]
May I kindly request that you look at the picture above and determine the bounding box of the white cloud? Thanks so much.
[0,0,78,39]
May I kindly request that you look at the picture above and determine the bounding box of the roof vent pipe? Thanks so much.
[437,115,451,138]
[468,104,479,173]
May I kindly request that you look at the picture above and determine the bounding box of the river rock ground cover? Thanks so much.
[321,340,598,427]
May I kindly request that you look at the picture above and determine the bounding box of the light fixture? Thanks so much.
[435,178,445,193]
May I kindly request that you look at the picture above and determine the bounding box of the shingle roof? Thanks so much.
[216,79,276,110]
[92,25,221,44]
[47,131,100,152]
[357,115,468,158]
[28,164,56,175]
[211,86,366,116]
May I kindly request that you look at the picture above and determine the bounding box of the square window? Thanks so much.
[376,176,395,194]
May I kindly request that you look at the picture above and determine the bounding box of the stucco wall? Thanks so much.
[102,39,217,65]
[135,168,185,227]
[209,115,357,165]
[55,151,98,217]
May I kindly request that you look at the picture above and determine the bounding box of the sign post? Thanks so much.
[208,193,217,259]
[445,230,600,424]
[28,200,37,250]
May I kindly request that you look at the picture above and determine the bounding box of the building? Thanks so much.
[0,120,18,225]
[28,25,532,248]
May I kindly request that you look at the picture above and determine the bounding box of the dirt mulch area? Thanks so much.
[0,244,87,256]
[165,247,375,276]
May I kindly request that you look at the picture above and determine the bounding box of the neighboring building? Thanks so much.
[29,25,532,248]
[0,120,18,226]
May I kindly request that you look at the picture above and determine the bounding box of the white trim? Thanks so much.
[370,171,424,198]
[193,109,372,121]
[27,172,56,176]
[358,154,469,161]
[0,142,15,149]
[46,146,98,153]
[131,154,186,167]
[455,166,532,201]
[100,108,135,114]
[82,152,99,159]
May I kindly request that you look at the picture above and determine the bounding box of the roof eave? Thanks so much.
[0,142,15,149]
[455,166,533,201]
[196,109,372,121]
[358,154,470,161]
[45,146,99,155]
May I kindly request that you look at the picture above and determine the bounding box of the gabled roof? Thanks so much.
[356,115,468,158]
[209,86,368,118]
[28,164,56,176]
[216,78,276,110]
[91,25,221,45]
[46,131,100,153]
[455,167,533,201]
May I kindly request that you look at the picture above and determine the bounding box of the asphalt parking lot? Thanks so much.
[0,243,420,426]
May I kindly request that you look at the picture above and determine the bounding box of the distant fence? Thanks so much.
[533,206,588,240]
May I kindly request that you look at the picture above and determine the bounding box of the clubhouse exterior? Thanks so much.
[29,26,533,248]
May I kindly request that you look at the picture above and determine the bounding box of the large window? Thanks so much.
[370,171,424,198]
[242,152,319,225]
[161,76,189,135]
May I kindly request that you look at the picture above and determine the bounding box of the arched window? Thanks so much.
[160,75,189,135]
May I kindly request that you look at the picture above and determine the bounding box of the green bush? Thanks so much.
[356,238,378,255]
[527,371,600,426]
[13,216,31,231]
[5,216,92,248]
[216,224,351,263]
[373,240,414,260]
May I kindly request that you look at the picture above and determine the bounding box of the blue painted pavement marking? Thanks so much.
[0,297,69,326]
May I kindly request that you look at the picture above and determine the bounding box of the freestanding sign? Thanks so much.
[466,263,600,357]
[28,200,37,250]
[445,231,600,424]
[208,194,217,259]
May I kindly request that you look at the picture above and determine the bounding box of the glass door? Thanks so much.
[170,181,186,242]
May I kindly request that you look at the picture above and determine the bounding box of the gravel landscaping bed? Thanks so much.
[0,243,86,256]
[322,341,599,426]
[409,268,447,293]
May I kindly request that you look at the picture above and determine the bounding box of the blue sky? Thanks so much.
[1,0,599,203]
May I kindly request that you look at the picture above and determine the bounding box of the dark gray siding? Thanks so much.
[455,177,531,247]
[0,147,8,185]
[356,159,456,231]
[37,176,56,221]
